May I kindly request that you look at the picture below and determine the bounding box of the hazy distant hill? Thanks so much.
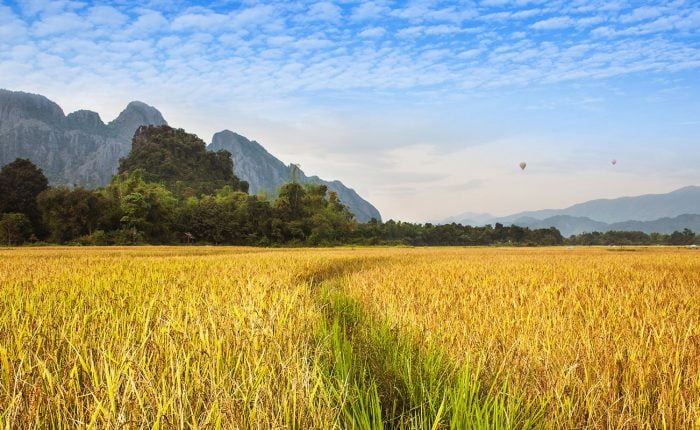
[507,214,700,236]
[439,211,494,226]
[209,130,381,222]
[608,214,700,234]
[0,89,380,221]
[444,186,700,235]
[499,186,700,224]
[0,89,166,187]
[500,215,606,236]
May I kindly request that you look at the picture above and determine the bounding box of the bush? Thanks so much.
[77,230,112,246]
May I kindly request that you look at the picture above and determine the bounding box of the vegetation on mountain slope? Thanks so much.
[118,125,249,197]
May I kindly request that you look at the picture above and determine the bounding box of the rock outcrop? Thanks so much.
[0,89,166,187]
[209,130,381,221]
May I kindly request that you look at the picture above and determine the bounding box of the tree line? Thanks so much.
[0,125,697,247]
[566,229,697,246]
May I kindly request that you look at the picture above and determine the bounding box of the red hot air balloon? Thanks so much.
[519,162,527,170]
[611,159,617,166]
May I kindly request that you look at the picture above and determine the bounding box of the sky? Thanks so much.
[1,0,699,221]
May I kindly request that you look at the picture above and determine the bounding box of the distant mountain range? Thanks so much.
[444,186,700,236]
[509,214,700,236]
[0,89,380,221]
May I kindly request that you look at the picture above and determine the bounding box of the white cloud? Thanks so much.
[481,0,511,6]
[620,6,662,23]
[304,1,342,23]
[482,8,542,20]
[396,26,424,38]
[292,37,333,50]
[590,25,616,38]
[32,12,92,36]
[531,16,574,29]
[19,0,86,17]
[3,0,700,218]
[457,48,484,59]
[576,16,605,27]
[0,6,28,43]
[86,5,128,28]
[7,0,697,104]
[424,24,463,35]
[171,12,230,31]
[396,24,469,38]
[267,35,296,46]
[156,35,181,49]
[677,10,700,30]
[230,5,275,28]
[359,27,386,37]
[351,1,388,20]
[128,11,168,34]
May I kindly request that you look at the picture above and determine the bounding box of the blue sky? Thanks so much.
[1,0,699,221]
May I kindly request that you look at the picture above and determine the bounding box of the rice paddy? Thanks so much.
[1,246,698,428]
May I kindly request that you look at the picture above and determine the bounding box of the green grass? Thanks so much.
[315,282,548,429]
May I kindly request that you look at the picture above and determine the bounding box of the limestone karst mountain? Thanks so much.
[208,130,381,222]
[0,89,166,187]
[0,89,381,221]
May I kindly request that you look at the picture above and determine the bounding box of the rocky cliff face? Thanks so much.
[0,90,381,221]
[0,90,166,187]
[209,130,381,222]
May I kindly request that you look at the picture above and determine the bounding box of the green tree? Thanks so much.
[37,187,113,243]
[107,170,177,242]
[275,182,306,221]
[308,190,354,244]
[120,192,150,242]
[669,229,696,246]
[0,158,49,234]
[0,213,32,245]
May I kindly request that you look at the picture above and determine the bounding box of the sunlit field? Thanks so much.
[1,247,698,429]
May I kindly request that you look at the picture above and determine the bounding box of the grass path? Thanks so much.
[311,274,548,429]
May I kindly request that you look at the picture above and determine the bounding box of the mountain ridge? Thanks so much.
[508,213,700,237]
[497,186,700,224]
[208,130,381,222]
[0,89,167,187]
[444,186,700,235]
[0,89,379,221]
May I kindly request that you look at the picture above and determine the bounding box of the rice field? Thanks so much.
[0,246,698,429]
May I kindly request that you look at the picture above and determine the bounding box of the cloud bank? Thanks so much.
[1,0,699,220]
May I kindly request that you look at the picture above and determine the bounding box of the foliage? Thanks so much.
[352,221,565,246]
[118,125,248,196]
[36,186,114,243]
[0,158,48,234]
[566,229,697,246]
[0,213,32,245]
[105,170,178,243]
[175,186,273,244]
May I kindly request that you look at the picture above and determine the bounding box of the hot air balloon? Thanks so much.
[519,162,527,170]
[611,159,617,166]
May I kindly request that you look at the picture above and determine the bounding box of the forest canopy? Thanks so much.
[0,125,696,247]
